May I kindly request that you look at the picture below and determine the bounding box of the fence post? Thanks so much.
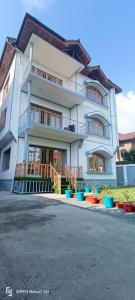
[123,165,128,186]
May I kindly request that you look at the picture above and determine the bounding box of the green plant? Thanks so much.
[67,184,72,190]
[122,190,131,202]
[84,181,90,187]
[91,181,98,190]
[77,181,83,192]
[103,184,112,196]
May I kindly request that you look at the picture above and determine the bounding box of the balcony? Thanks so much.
[22,62,87,108]
[19,106,88,143]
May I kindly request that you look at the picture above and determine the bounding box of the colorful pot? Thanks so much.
[116,202,126,209]
[76,192,84,201]
[124,203,133,213]
[72,193,76,199]
[103,196,113,208]
[99,199,104,205]
[94,187,100,194]
[85,196,92,202]
[84,186,91,193]
[65,190,72,199]
[90,196,98,204]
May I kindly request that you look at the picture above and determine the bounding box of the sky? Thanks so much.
[0,0,135,133]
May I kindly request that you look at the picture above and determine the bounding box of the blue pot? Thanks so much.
[84,186,91,193]
[65,190,72,199]
[76,192,84,201]
[103,195,113,208]
[94,187,99,194]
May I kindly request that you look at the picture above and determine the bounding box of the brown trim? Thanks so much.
[81,65,122,94]
[15,13,90,66]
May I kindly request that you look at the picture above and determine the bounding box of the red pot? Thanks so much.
[124,203,133,213]
[99,199,104,205]
[114,201,119,207]
[90,196,98,204]
[85,196,92,202]
[72,193,76,199]
[116,202,126,209]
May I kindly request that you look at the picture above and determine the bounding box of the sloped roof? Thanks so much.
[16,13,90,66]
[0,13,91,89]
[0,37,16,89]
[81,65,122,94]
[119,132,135,141]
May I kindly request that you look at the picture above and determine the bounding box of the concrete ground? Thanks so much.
[0,192,135,300]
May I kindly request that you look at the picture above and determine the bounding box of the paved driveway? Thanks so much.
[0,192,135,300]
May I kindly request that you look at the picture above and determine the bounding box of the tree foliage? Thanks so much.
[121,149,135,163]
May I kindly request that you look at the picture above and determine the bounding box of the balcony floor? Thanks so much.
[19,123,87,143]
[22,72,86,108]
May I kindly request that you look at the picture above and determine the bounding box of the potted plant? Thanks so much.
[84,181,91,193]
[65,184,72,199]
[103,185,113,208]
[92,182,100,194]
[76,182,84,201]
[122,191,133,213]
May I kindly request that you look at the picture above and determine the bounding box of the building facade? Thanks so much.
[0,14,122,192]
[116,132,135,162]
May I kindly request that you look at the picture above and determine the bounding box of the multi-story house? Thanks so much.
[0,13,122,193]
[116,132,135,161]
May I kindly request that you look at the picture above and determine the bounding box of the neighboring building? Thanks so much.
[116,132,135,161]
[0,13,122,192]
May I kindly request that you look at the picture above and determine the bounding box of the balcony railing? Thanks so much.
[22,62,108,107]
[87,124,110,138]
[19,106,87,136]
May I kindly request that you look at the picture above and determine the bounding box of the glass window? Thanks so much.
[3,76,10,100]
[0,109,6,132]
[87,86,102,104]
[87,117,104,136]
[89,153,105,173]
[2,147,11,171]
[29,146,40,163]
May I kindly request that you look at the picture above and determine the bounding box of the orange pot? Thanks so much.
[90,196,98,204]
[72,193,76,199]
[99,199,104,205]
[85,196,92,202]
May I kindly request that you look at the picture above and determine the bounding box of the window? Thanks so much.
[29,146,40,163]
[2,148,11,171]
[89,153,105,173]
[0,109,6,132]
[2,76,10,100]
[87,86,103,104]
[31,105,62,129]
[87,117,104,136]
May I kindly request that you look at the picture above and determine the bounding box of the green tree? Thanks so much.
[121,149,135,163]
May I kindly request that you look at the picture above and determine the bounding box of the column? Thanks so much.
[28,80,32,107]
[24,131,28,162]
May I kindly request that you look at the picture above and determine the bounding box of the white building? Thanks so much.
[0,14,122,193]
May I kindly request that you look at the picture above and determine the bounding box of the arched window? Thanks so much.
[89,153,105,173]
[87,86,103,104]
[87,117,104,136]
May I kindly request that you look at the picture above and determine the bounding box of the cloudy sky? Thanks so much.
[0,0,135,134]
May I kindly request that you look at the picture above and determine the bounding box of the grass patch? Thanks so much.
[98,186,135,203]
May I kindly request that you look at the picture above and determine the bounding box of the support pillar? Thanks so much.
[24,131,28,162]
[28,80,32,107]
